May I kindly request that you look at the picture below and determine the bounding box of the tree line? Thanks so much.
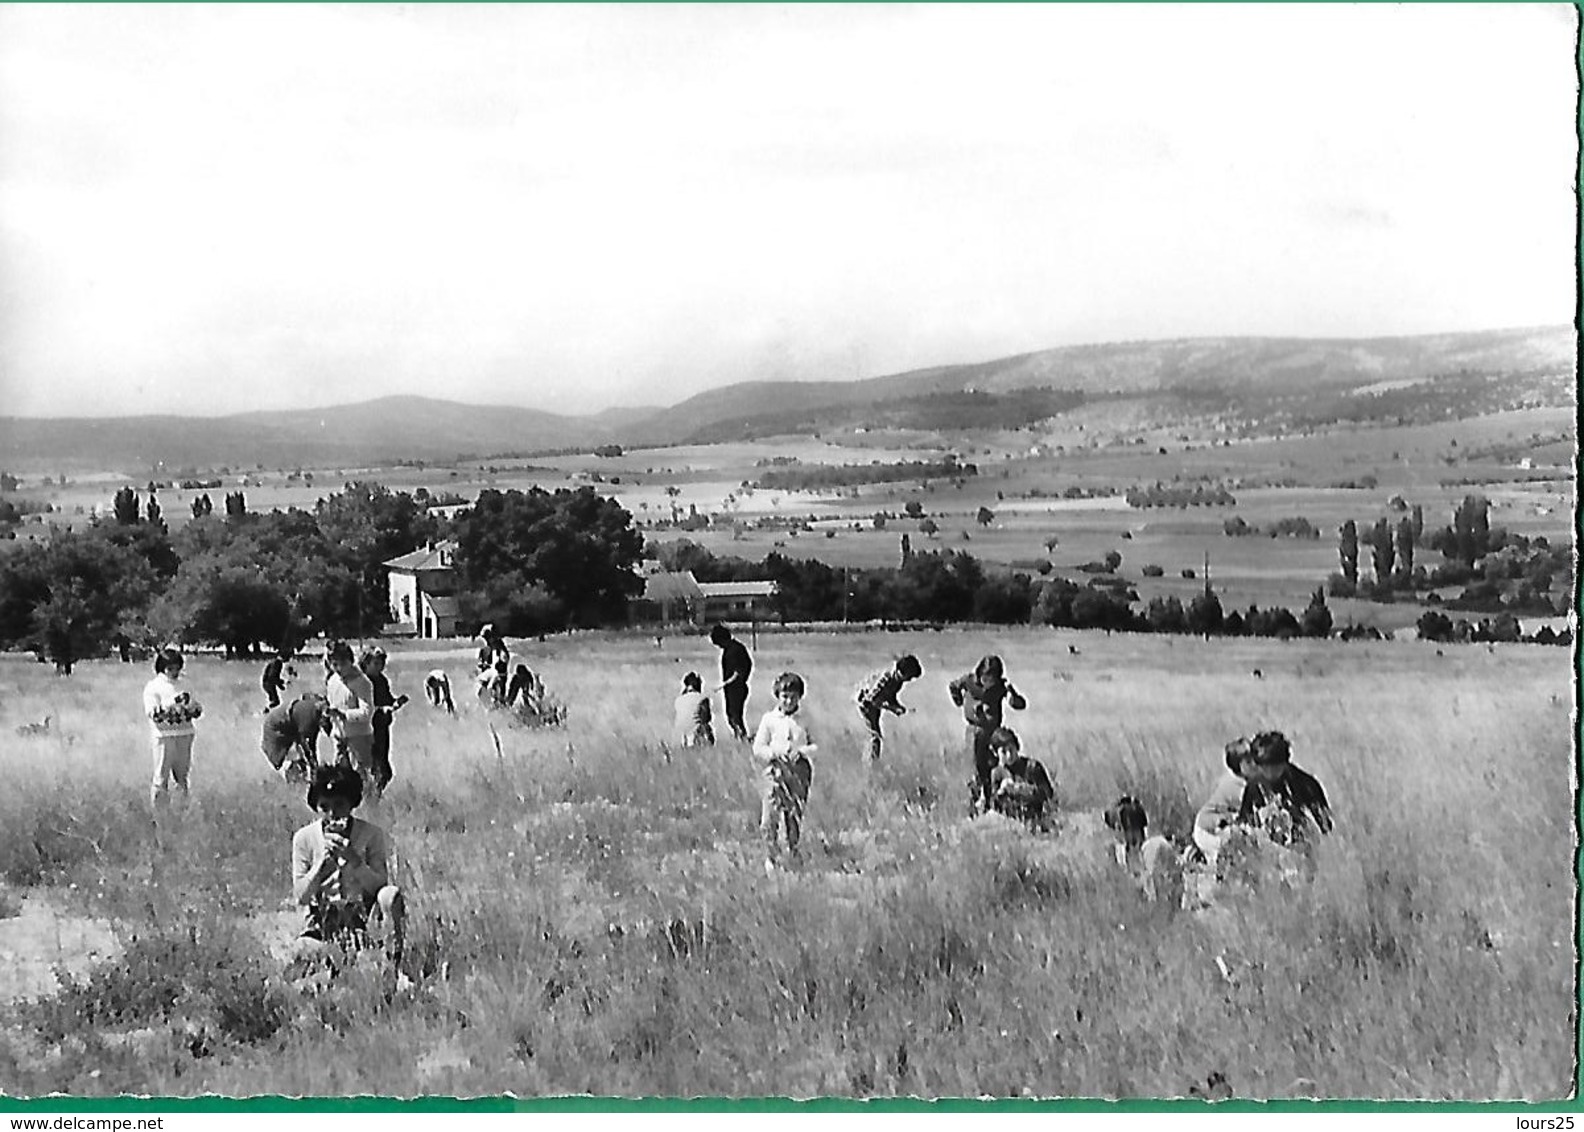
[650,537,1340,639]
[0,482,644,664]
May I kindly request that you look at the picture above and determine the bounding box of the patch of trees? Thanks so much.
[1415,610,1570,646]
[452,487,644,634]
[593,445,624,458]
[1329,495,1571,615]
[1125,482,1236,509]
[753,457,976,492]
[1223,516,1320,539]
[1022,485,1117,500]
[1076,550,1124,574]
[0,497,52,528]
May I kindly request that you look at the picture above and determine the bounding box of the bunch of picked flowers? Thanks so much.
[151,697,204,726]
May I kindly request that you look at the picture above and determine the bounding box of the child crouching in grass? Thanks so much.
[753,672,817,873]
[287,764,405,979]
[987,727,1055,829]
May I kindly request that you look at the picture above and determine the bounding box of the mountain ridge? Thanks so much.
[1,325,1572,470]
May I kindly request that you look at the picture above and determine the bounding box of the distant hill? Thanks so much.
[624,325,1576,444]
[0,395,614,473]
[2,326,1572,472]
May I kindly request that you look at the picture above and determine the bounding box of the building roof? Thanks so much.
[424,595,460,617]
[697,580,777,599]
[642,571,704,603]
[384,539,458,572]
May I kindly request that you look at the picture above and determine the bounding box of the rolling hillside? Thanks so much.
[0,396,613,473]
[1,326,1572,472]
[627,325,1576,444]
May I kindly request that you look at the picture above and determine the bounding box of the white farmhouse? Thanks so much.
[384,539,459,639]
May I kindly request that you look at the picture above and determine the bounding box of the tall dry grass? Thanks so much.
[0,628,1572,1099]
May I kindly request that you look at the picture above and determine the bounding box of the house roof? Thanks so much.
[697,580,777,599]
[642,571,704,603]
[384,539,458,572]
[424,595,460,617]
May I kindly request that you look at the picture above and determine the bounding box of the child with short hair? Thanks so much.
[986,728,1055,828]
[288,764,405,973]
[752,672,817,871]
[675,672,714,747]
[854,654,922,761]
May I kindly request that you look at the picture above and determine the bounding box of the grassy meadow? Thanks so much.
[0,627,1574,1099]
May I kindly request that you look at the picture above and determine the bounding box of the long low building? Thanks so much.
[630,565,778,625]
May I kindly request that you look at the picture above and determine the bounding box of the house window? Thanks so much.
[403,595,412,618]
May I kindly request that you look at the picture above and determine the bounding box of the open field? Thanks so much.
[5,404,1573,629]
[0,628,1573,1098]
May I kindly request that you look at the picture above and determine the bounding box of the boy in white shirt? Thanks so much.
[752,672,817,871]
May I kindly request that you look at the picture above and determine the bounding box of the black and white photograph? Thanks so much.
[0,2,1576,1103]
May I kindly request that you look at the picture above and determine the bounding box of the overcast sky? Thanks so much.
[0,3,1575,419]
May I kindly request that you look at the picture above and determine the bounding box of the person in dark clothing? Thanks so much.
[262,649,291,711]
[262,693,332,783]
[710,623,753,742]
[949,655,1027,815]
[505,664,537,710]
[1274,762,1333,837]
[1236,733,1332,847]
[986,728,1055,828]
[359,647,407,793]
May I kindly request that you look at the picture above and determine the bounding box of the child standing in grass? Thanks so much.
[324,641,380,798]
[949,655,1027,815]
[674,672,714,747]
[142,647,202,817]
[854,654,922,761]
[360,647,407,793]
[711,623,753,742]
[288,764,405,975]
[261,647,293,712]
[753,672,817,872]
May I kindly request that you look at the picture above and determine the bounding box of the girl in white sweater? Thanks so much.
[142,648,202,814]
[324,640,382,799]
